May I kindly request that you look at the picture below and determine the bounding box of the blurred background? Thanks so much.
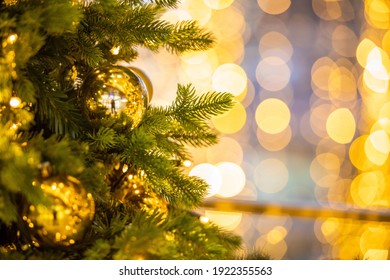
[131,0,390,259]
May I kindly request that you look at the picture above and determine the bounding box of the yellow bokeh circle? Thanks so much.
[257,0,291,15]
[255,98,291,134]
[256,57,291,91]
[216,162,246,198]
[326,108,356,144]
[350,171,386,207]
[349,135,375,171]
[212,63,247,97]
[254,158,289,194]
[259,31,293,62]
[189,163,222,197]
[212,101,246,134]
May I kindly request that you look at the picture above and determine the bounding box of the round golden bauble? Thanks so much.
[113,168,167,219]
[113,168,147,204]
[85,65,150,129]
[23,176,95,247]
[141,192,168,220]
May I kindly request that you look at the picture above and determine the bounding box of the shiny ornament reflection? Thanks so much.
[85,66,150,129]
[23,176,95,247]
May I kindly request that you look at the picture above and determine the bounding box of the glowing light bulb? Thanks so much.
[110,46,120,55]
[8,34,17,44]
[9,97,21,108]
[199,216,209,224]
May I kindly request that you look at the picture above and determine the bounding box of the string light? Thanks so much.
[7,34,18,44]
[110,46,120,55]
[9,97,21,108]
[199,216,209,224]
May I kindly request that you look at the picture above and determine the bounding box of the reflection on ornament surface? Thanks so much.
[23,176,95,247]
[113,169,147,204]
[100,86,130,115]
[85,66,150,128]
[128,66,153,101]
[112,168,168,220]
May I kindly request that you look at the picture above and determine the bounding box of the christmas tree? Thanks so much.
[0,0,243,259]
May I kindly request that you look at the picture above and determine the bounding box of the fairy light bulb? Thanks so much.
[8,34,17,44]
[9,97,21,108]
[199,216,209,224]
[110,46,120,55]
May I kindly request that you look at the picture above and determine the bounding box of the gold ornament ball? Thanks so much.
[85,66,150,129]
[23,176,95,247]
[113,168,168,219]
[113,168,147,204]
[141,192,168,221]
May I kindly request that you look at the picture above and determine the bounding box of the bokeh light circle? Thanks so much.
[256,126,292,151]
[254,158,289,193]
[255,98,291,134]
[204,210,242,230]
[216,162,246,198]
[207,137,244,165]
[257,0,291,15]
[189,163,222,197]
[326,108,356,144]
[349,135,375,171]
[259,31,293,62]
[212,63,248,97]
[256,57,291,91]
[350,171,386,207]
[212,101,246,134]
[310,153,341,188]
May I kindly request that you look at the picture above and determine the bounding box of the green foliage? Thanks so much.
[142,84,234,147]
[121,0,179,9]
[87,127,117,151]
[235,249,271,260]
[166,21,214,53]
[0,0,242,260]
[41,0,82,35]
[171,84,234,130]
[83,239,112,260]
[163,210,242,260]
[111,210,241,260]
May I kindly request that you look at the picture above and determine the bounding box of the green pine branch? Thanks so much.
[71,32,105,67]
[164,210,242,259]
[172,84,235,122]
[87,127,117,151]
[166,20,214,53]
[113,211,174,259]
[141,84,234,141]
[119,0,179,9]
[33,88,84,136]
[117,130,206,208]
[168,128,219,147]
[111,210,241,260]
